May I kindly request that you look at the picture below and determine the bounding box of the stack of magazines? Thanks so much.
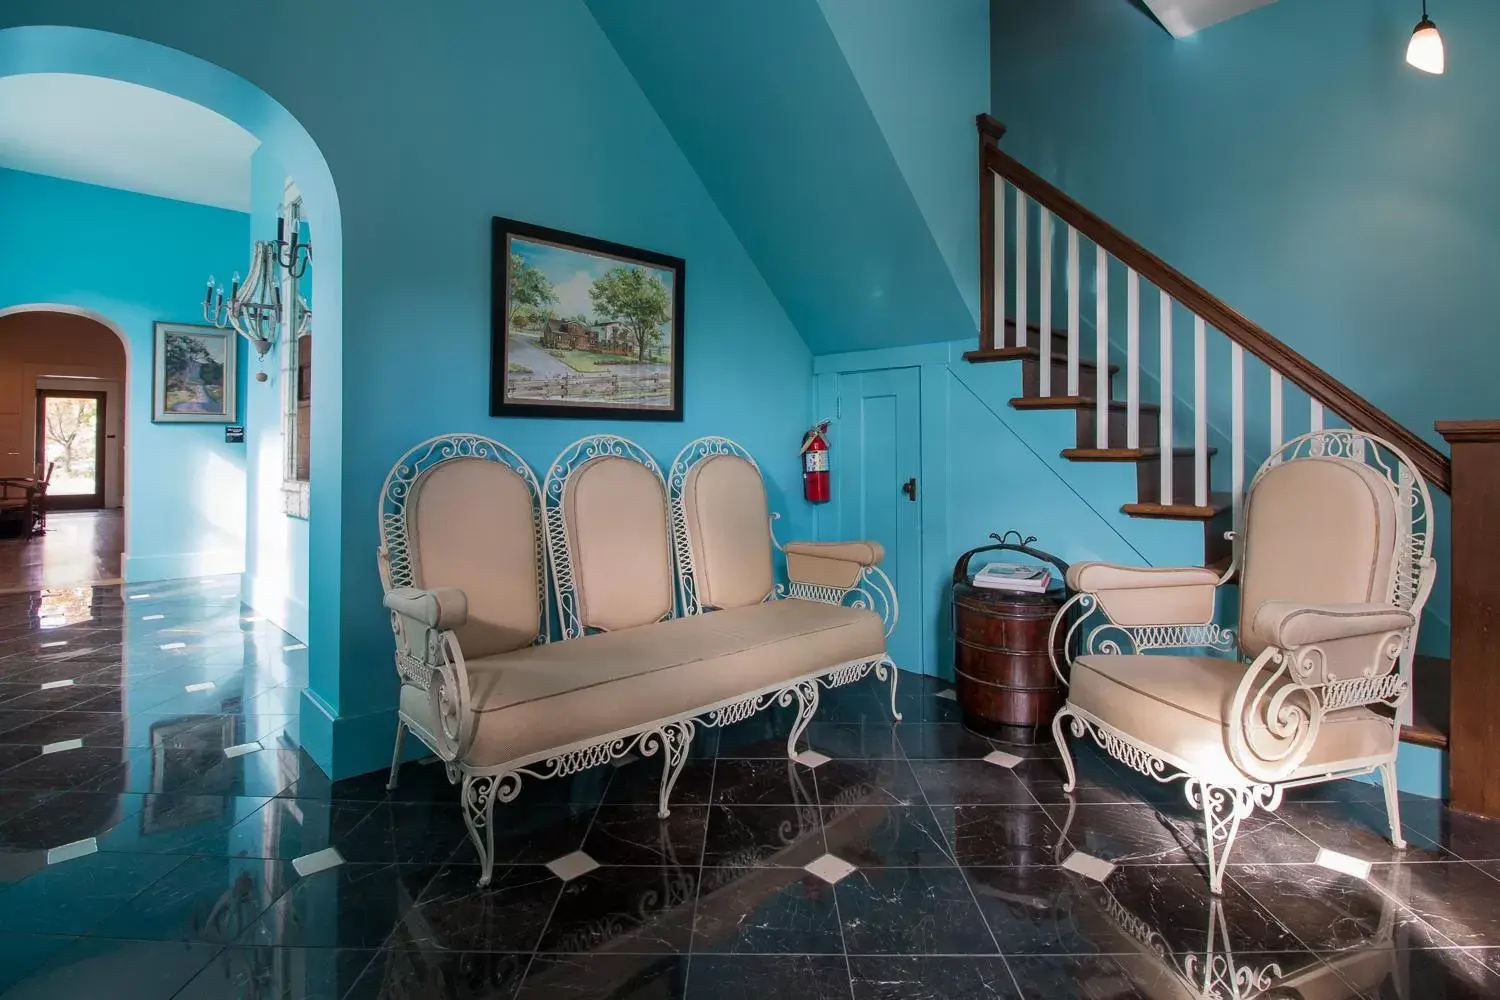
[972,561,1054,593]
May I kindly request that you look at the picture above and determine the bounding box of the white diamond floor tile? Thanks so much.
[935,689,957,701]
[292,847,345,877]
[1315,847,1372,880]
[983,749,1022,769]
[39,679,75,690]
[1061,850,1116,882]
[804,853,857,885]
[793,750,831,769]
[184,681,215,693]
[47,838,98,865]
[547,851,600,882]
[142,614,166,621]
[41,739,83,755]
[283,643,308,652]
[160,642,187,651]
[224,740,264,759]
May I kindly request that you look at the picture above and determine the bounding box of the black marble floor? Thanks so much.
[0,582,1498,997]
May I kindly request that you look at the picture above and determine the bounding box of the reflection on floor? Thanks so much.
[0,579,1497,998]
[0,509,123,594]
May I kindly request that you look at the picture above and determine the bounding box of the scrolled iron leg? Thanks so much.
[386,720,407,792]
[657,721,695,820]
[1187,780,1253,896]
[887,660,903,722]
[1052,709,1078,793]
[461,773,499,888]
[1380,761,1407,850]
[786,680,819,759]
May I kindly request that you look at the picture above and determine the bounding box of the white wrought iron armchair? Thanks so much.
[1049,430,1436,893]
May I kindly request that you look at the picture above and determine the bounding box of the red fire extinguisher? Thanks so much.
[802,420,831,504]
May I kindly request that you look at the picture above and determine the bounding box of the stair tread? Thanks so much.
[964,346,1117,373]
[1061,446,1216,462]
[1121,492,1233,519]
[1010,395,1160,412]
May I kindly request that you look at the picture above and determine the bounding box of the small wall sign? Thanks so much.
[225,425,245,444]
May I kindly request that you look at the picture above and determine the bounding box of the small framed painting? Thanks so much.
[491,217,685,421]
[152,322,237,423]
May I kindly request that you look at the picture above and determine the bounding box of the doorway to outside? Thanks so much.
[36,389,107,510]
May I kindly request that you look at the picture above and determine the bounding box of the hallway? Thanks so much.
[0,509,123,595]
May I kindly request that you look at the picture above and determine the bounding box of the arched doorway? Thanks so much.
[0,307,128,591]
[0,25,346,775]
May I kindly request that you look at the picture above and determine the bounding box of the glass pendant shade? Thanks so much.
[1406,16,1445,74]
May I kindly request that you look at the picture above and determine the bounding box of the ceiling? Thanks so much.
[1138,0,1280,37]
[0,73,259,212]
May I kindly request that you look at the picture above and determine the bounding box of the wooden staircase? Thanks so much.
[973,114,1450,748]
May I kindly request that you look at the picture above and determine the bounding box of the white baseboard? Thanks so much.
[124,550,245,583]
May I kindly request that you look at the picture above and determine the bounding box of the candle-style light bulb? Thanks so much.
[204,277,214,308]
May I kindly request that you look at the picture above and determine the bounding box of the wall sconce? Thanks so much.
[275,211,312,278]
[1406,1,1445,75]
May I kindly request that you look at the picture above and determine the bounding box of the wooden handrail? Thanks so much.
[975,114,1451,494]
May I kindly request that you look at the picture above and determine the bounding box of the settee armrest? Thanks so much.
[384,586,469,629]
[784,540,884,590]
[1251,601,1414,649]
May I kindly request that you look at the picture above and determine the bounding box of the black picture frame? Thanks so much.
[491,217,685,421]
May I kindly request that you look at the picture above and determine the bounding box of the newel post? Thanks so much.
[1436,420,1500,818]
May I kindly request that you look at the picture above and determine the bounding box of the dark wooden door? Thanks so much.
[36,390,107,510]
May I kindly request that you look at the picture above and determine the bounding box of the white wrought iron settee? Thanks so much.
[377,433,900,885]
[1048,430,1436,894]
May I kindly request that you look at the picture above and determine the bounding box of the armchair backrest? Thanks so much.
[669,437,775,614]
[545,435,675,637]
[1239,431,1433,658]
[378,435,546,658]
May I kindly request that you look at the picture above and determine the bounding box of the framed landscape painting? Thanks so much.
[152,322,237,423]
[491,217,685,421]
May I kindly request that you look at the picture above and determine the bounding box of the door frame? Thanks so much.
[36,388,108,510]
[825,363,925,678]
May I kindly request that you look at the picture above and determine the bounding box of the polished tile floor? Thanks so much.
[0,580,1497,997]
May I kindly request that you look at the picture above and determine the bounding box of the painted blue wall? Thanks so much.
[587,0,977,355]
[814,340,1209,681]
[0,7,818,778]
[817,0,990,325]
[0,167,251,580]
[241,146,309,643]
[989,0,1500,653]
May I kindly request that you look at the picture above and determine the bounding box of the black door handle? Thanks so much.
[901,477,918,502]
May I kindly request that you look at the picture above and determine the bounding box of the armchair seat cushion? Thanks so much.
[403,598,884,768]
[1070,654,1393,785]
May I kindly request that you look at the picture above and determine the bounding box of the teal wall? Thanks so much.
[0,167,251,581]
[816,0,989,324]
[0,8,817,778]
[242,146,309,643]
[814,340,1209,682]
[989,0,1500,653]
[587,0,983,354]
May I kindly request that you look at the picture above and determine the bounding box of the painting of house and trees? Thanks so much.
[491,217,685,421]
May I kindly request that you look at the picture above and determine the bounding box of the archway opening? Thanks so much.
[0,307,128,592]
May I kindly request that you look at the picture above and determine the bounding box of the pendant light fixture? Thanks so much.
[1406,1,1445,75]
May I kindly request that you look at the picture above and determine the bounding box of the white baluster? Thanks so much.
[1096,245,1109,449]
[1231,343,1244,535]
[1310,399,1325,455]
[1159,293,1174,505]
[1269,370,1283,453]
[1194,315,1208,508]
[1067,227,1080,396]
[1126,268,1140,450]
[994,175,1005,348]
[1038,209,1053,397]
[1015,188,1028,349]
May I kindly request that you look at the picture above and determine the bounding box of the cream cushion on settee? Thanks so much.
[1069,653,1395,786]
[402,598,884,767]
